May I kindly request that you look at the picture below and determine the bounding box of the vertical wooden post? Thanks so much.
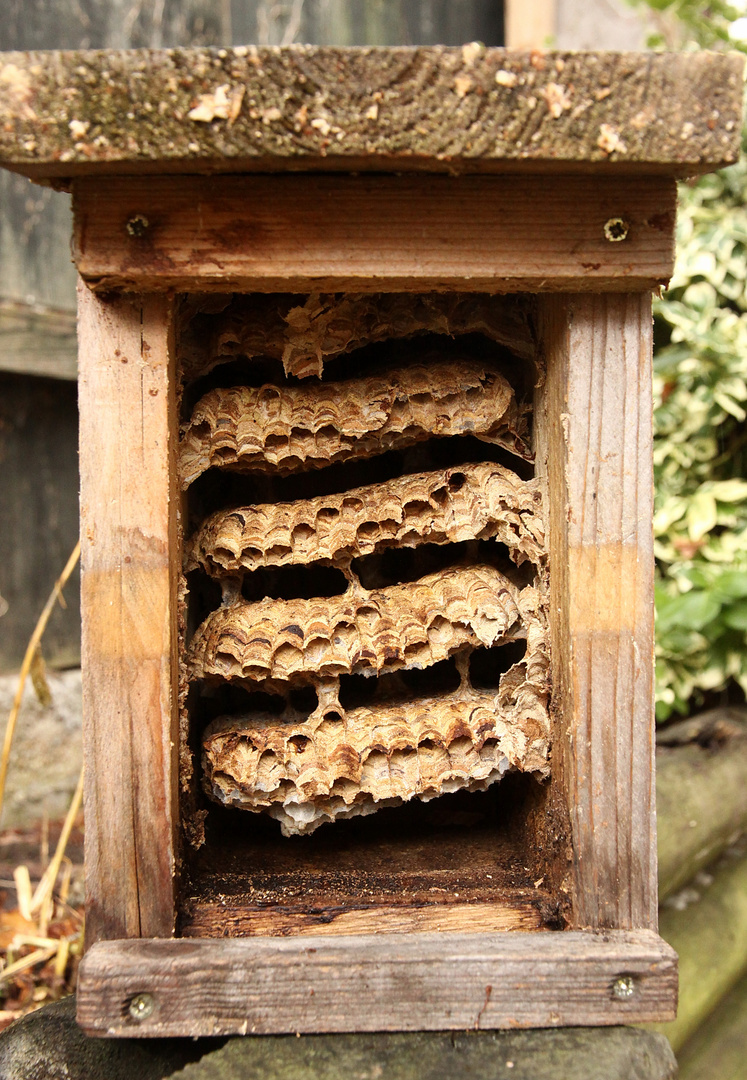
[537,293,657,931]
[78,283,178,944]
[505,0,556,47]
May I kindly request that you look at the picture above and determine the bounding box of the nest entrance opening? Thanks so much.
[176,292,554,936]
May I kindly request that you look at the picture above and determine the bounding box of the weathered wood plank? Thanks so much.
[0,300,77,380]
[655,847,747,1051]
[0,48,741,180]
[182,899,545,938]
[77,283,179,945]
[657,710,747,901]
[0,372,80,672]
[76,929,677,1036]
[536,294,656,930]
[73,174,676,293]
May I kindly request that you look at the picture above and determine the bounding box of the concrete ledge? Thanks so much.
[170,1026,678,1080]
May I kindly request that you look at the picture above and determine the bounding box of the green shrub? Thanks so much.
[653,159,747,719]
[626,0,747,719]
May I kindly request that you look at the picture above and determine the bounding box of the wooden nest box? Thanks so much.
[0,45,742,1037]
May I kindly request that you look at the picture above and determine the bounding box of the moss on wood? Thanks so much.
[0,46,742,181]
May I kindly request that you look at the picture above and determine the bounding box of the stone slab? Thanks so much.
[0,996,222,1080]
[170,1026,678,1080]
[0,669,81,828]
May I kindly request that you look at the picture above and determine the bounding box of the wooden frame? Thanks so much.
[6,43,739,1039]
[72,174,675,294]
[69,173,677,1035]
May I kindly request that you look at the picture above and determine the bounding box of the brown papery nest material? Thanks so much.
[185,462,544,575]
[189,564,524,683]
[202,587,549,836]
[179,358,529,487]
[178,292,536,382]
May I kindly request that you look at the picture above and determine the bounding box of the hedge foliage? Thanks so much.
[629,1,747,719]
[653,161,747,718]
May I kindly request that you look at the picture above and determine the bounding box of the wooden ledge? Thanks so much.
[0,47,742,183]
[76,929,677,1037]
[73,173,677,292]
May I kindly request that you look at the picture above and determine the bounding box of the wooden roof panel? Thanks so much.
[0,46,742,181]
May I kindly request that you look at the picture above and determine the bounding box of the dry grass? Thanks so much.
[0,543,84,1030]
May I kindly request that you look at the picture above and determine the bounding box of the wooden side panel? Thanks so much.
[78,283,178,944]
[76,930,677,1036]
[0,372,80,672]
[537,294,657,931]
[73,174,676,294]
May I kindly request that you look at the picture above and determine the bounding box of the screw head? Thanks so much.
[612,975,636,1000]
[126,214,150,238]
[128,992,155,1021]
[604,217,629,243]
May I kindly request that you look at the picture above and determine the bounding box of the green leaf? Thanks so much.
[686,490,718,541]
[709,479,747,503]
[723,602,747,631]
[715,571,747,600]
[656,589,721,633]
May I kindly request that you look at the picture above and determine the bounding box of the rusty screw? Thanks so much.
[604,217,629,242]
[612,975,636,1000]
[128,992,155,1021]
[126,214,150,238]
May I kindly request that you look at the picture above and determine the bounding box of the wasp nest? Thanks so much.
[179,358,528,487]
[186,462,544,576]
[178,292,536,383]
[180,298,549,837]
[202,586,549,835]
[190,564,523,683]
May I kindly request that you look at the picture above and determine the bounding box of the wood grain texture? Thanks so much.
[76,929,677,1036]
[536,293,656,931]
[0,300,77,380]
[658,717,747,901]
[0,48,741,180]
[183,899,545,938]
[72,174,676,294]
[78,283,179,945]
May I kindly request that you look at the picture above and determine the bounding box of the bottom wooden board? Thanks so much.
[182,899,546,938]
[77,929,677,1037]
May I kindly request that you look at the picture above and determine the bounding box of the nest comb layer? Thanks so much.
[179,304,549,834]
[202,588,549,836]
[189,564,522,683]
[186,462,544,576]
[178,292,537,383]
[179,357,528,487]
